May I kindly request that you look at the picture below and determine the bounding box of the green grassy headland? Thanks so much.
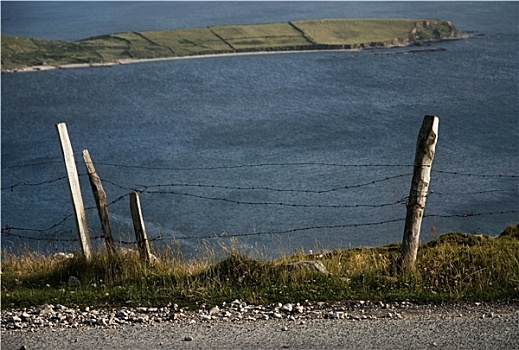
[1,18,463,71]
[2,224,517,310]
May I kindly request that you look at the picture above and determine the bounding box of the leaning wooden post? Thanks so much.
[82,149,117,254]
[56,123,93,261]
[129,191,152,262]
[401,115,439,271]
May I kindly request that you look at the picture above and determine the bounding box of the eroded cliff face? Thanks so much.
[326,20,463,50]
[380,20,462,48]
[409,20,463,41]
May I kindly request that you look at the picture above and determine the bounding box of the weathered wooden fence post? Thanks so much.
[82,149,117,254]
[401,115,439,271]
[56,123,93,261]
[129,191,152,262]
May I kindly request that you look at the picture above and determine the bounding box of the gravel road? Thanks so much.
[2,302,518,350]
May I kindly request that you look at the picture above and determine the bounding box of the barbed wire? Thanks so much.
[2,159,517,250]
[5,158,517,176]
[4,182,515,246]
[0,224,160,246]
[198,210,519,240]
[3,160,62,169]
[92,161,417,171]
[3,210,517,245]
[98,178,140,191]
[2,180,516,241]
[2,214,74,235]
[431,169,518,178]
[142,189,408,209]
[131,173,412,194]
[428,188,519,197]
[3,170,517,194]
[1,176,68,191]
[1,229,77,242]
[179,218,408,240]
[424,210,519,219]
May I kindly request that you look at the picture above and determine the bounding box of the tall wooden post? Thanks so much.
[130,191,152,262]
[56,123,93,261]
[82,149,117,254]
[401,115,439,271]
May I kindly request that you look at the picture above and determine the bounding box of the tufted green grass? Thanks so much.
[2,224,517,309]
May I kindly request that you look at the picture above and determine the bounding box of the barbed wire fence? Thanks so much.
[2,158,518,252]
[3,117,518,259]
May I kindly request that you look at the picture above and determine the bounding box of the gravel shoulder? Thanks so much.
[2,301,518,350]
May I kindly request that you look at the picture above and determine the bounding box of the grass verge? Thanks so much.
[2,225,517,310]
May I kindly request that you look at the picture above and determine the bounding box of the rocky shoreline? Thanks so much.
[3,299,517,333]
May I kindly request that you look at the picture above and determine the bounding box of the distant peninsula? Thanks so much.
[1,19,463,73]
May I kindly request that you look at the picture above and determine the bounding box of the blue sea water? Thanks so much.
[1,2,518,255]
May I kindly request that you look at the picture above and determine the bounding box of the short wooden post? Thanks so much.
[56,123,93,261]
[401,115,439,271]
[82,149,117,254]
[130,191,152,262]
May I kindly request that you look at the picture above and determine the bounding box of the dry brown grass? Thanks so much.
[2,225,517,309]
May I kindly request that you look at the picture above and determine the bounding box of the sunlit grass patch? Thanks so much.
[292,19,418,45]
[3,225,516,309]
[142,28,231,56]
[210,22,310,50]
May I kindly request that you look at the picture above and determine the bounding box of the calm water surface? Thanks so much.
[1,2,518,255]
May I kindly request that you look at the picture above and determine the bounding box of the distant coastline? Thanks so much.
[6,49,358,73]
[1,18,464,73]
[4,43,462,74]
